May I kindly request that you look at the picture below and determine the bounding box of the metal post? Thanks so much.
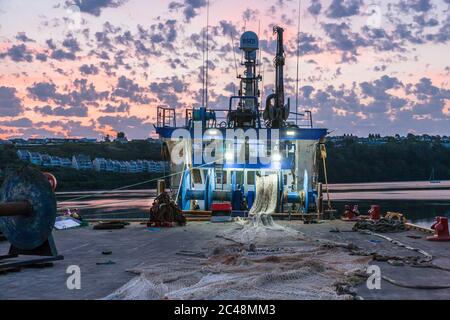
[320,144,332,210]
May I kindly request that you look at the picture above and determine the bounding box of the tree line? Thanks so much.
[322,139,450,183]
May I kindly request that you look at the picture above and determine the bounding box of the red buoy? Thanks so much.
[427,217,450,242]
[368,205,381,220]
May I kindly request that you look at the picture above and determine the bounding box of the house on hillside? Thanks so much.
[60,157,72,167]
[41,154,51,167]
[16,149,31,162]
[49,156,62,167]
[72,155,93,170]
[105,159,116,172]
[29,152,42,165]
[136,160,144,172]
[93,158,107,172]
[127,161,143,173]
[118,161,128,173]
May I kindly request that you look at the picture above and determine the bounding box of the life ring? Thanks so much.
[43,172,58,192]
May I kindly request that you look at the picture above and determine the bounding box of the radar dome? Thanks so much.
[239,31,259,51]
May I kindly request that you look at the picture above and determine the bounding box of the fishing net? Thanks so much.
[103,244,371,300]
[353,218,406,233]
[103,174,371,300]
[223,173,302,243]
[249,174,278,216]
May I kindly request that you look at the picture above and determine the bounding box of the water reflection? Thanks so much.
[56,181,450,228]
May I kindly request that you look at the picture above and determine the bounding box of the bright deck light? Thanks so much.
[286,130,296,136]
[272,153,282,162]
[225,152,234,161]
[207,129,219,135]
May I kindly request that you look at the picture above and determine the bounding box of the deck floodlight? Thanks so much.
[272,152,282,162]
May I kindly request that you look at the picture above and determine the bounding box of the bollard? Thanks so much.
[427,217,450,242]
[368,205,381,220]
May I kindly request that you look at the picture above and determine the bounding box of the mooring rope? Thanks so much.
[381,275,450,290]
[353,230,450,290]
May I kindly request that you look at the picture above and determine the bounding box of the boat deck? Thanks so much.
[0,220,449,300]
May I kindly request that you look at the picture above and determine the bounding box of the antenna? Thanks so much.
[258,20,263,106]
[295,0,301,126]
[201,15,205,107]
[261,64,265,107]
[205,0,210,109]
[230,31,239,78]
[258,20,261,75]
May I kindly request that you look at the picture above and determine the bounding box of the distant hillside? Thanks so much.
[2,138,450,191]
[322,139,450,183]
[0,142,164,191]
[21,140,163,161]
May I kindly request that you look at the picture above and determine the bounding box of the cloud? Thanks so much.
[219,20,238,37]
[298,33,323,55]
[326,0,363,19]
[0,44,33,62]
[0,0,449,139]
[51,49,77,60]
[27,82,58,101]
[113,76,151,104]
[297,76,449,135]
[28,79,109,107]
[149,76,186,108]
[34,119,99,138]
[169,0,207,22]
[35,53,48,62]
[242,8,259,21]
[67,0,129,17]
[322,22,367,62]
[15,32,35,43]
[360,75,403,100]
[62,36,81,52]
[102,102,130,113]
[34,104,89,117]
[308,0,322,16]
[97,115,153,137]
[399,0,433,13]
[0,87,24,116]
[79,64,99,75]
[0,117,33,127]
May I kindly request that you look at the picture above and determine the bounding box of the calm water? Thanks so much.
[56,181,450,229]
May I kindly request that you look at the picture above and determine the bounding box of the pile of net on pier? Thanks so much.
[352,218,406,233]
[148,192,186,226]
[103,227,371,300]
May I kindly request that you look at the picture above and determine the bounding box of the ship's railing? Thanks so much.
[157,107,176,127]
[288,110,314,128]
[185,108,230,128]
[158,106,314,129]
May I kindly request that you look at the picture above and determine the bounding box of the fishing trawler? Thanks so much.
[155,26,328,216]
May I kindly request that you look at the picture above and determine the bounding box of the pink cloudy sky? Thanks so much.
[0,0,449,139]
